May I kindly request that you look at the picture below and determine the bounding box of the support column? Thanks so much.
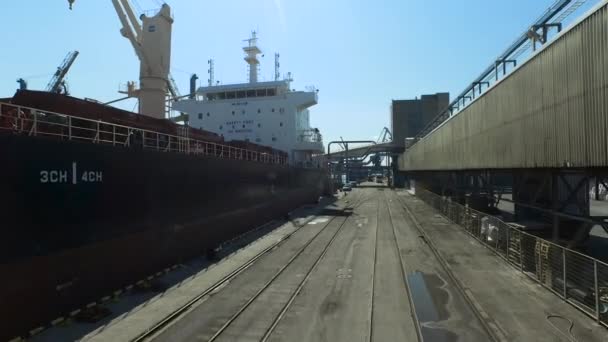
[552,172,560,241]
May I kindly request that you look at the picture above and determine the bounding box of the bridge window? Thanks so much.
[242,124,245,128]
[258,123,261,128]
[198,113,203,119]
[267,88,276,96]
[272,137,277,141]
[219,125,223,130]
[247,90,256,97]
[257,109,261,113]
[242,110,245,115]
[227,92,236,99]
[272,108,275,112]
[232,111,235,115]
[280,122,283,127]
[255,138,261,142]
[207,112,210,117]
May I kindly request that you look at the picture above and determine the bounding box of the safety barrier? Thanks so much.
[0,102,287,165]
[415,188,608,326]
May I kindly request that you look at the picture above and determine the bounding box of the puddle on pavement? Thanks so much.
[308,217,329,225]
[407,271,458,342]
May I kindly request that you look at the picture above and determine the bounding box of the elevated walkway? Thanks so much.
[327,142,404,159]
[400,2,608,171]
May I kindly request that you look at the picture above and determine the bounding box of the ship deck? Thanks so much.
[30,185,608,342]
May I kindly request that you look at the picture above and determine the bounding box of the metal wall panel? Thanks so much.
[401,3,608,171]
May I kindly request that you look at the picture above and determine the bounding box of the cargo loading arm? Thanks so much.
[45,51,79,94]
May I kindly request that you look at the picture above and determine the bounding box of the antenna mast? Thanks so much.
[274,53,280,81]
[208,59,215,86]
[243,31,261,83]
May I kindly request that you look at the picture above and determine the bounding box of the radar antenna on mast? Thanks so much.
[274,53,280,81]
[243,31,261,83]
[208,59,215,86]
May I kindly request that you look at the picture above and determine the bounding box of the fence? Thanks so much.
[415,188,608,326]
[0,102,287,165]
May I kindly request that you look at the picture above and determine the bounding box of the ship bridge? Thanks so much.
[172,33,321,166]
[196,80,290,101]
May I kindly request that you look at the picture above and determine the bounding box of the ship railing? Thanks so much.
[296,129,323,143]
[0,102,288,165]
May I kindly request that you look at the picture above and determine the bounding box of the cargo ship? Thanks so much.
[0,4,327,340]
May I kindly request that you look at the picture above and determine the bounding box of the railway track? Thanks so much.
[258,194,370,341]
[388,191,505,342]
[77,187,603,342]
[378,191,424,341]
[367,198,381,342]
[134,191,370,342]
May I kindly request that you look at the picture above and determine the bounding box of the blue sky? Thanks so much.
[0,0,597,145]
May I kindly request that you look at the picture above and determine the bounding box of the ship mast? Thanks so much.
[274,53,280,81]
[243,31,261,83]
[208,59,215,86]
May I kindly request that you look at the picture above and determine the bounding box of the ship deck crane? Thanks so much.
[45,51,79,95]
[110,0,173,119]
[69,0,173,119]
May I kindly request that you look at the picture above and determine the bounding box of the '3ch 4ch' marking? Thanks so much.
[39,162,103,184]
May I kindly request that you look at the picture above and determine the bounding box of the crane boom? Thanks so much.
[120,0,142,38]
[110,0,173,118]
[377,127,393,143]
[46,51,79,94]
[68,0,173,119]
[111,0,146,63]
[167,73,180,99]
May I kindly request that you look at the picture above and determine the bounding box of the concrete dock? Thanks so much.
[35,185,608,341]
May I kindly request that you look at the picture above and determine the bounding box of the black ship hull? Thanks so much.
[0,132,327,340]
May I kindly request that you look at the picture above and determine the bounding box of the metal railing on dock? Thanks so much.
[0,102,287,165]
[415,188,608,327]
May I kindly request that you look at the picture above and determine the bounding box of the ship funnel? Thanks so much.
[190,74,198,99]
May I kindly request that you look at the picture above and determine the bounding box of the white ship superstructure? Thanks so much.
[173,32,323,166]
